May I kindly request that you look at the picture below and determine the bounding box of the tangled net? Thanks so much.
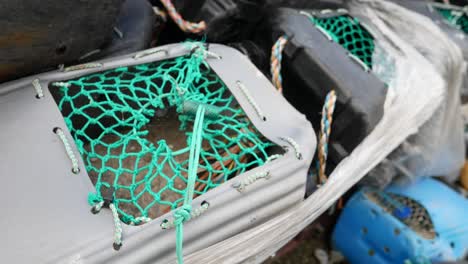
[436,6,468,34]
[308,14,375,69]
[366,190,436,239]
[50,45,276,225]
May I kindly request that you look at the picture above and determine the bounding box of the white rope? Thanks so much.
[54,127,80,174]
[110,203,123,250]
[63,63,103,72]
[32,79,44,98]
[279,136,303,160]
[236,81,267,121]
[232,171,271,192]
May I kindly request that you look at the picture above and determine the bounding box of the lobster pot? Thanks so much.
[261,7,388,186]
[332,178,468,263]
[184,3,449,263]
[348,0,466,186]
[0,43,315,263]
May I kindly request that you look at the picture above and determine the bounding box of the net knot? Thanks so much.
[174,205,192,225]
[88,192,103,206]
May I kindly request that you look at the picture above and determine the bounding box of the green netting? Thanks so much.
[50,46,276,225]
[436,7,468,34]
[308,14,375,69]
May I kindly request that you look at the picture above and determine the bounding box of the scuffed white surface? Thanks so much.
[354,0,466,184]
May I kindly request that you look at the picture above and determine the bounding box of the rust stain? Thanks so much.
[0,30,43,47]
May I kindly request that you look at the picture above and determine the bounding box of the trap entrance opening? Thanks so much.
[49,55,282,225]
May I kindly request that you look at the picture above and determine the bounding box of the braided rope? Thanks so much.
[160,0,206,34]
[269,36,337,184]
[63,63,102,72]
[270,36,288,93]
[110,203,123,250]
[175,105,206,264]
[129,217,151,226]
[236,81,267,121]
[279,136,303,160]
[133,47,169,59]
[51,82,70,88]
[32,79,44,98]
[318,90,336,184]
[232,171,270,192]
[54,127,80,174]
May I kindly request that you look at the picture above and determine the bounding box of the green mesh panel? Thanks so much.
[308,14,375,69]
[50,49,276,225]
[367,191,436,239]
[436,7,468,34]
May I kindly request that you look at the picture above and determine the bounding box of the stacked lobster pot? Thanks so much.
[333,1,468,263]
[182,0,461,262]
[348,0,466,187]
[256,7,389,189]
[251,0,466,189]
[1,0,467,263]
[0,43,315,263]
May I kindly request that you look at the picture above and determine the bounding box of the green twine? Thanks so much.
[50,45,275,225]
[88,193,103,206]
[174,105,206,264]
[307,13,375,69]
[435,6,468,34]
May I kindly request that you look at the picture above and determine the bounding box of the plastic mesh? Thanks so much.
[50,48,276,225]
[308,14,375,69]
[367,191,436,239]
[436,7,468,34]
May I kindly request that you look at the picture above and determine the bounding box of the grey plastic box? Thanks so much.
[0,44,315,263]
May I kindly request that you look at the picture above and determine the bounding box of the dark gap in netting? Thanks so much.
[344,33,354,44]
[49,55,282,225]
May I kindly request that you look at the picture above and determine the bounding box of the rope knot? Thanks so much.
[174,205,192,225]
